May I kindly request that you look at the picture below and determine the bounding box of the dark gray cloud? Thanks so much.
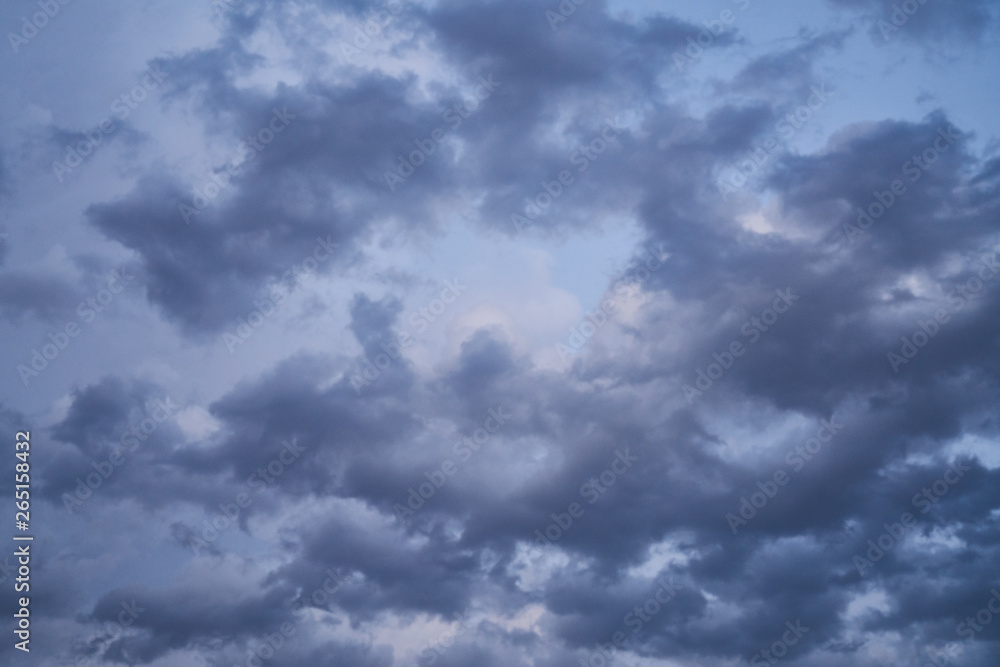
[4,0,1000,665]
[77,0,752,339]
[729,28,849,98]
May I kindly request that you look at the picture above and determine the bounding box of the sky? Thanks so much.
[1,0,999,665]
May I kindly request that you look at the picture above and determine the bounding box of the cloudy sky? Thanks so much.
[1,0,1000,665]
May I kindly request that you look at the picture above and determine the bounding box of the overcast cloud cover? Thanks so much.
[1,0,999,665]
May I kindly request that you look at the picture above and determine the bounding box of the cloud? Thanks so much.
[3,0,1000,666]
[828,0,1000,44]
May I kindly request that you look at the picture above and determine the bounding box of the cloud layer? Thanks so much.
[1,0,999,665]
